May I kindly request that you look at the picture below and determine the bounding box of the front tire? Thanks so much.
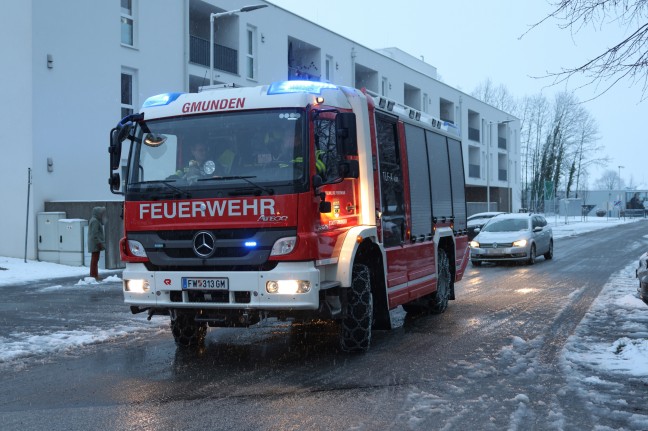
[340,264,373,353]
[527,244,536,265]
[171,313,207,348]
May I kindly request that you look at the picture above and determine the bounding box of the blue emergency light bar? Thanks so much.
[142,92,185,108]
[267,80,337,95]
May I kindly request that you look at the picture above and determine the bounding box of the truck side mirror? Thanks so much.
[109,127,124,171]
[109,172,121,194]
[335,112,357,156]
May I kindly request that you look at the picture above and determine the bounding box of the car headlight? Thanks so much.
[512,239,528,247]
[270,236,296,256]
[470,240,480,248]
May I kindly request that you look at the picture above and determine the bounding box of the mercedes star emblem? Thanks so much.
[193,231,216,258]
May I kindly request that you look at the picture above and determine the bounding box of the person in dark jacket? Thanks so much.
[88,206,106,280]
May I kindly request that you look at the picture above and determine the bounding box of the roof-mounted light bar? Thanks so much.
[267,80,338,95]
[142,92,184,108]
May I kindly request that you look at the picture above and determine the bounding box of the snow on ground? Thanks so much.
[0,216,646,377]
[560,260,648,428]
[0,259,166,368]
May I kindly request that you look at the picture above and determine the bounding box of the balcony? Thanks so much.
[468,127,480,142]
[469,164,480,178]
[189,35,238,75]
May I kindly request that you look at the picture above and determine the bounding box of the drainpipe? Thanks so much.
[351,46,356,87]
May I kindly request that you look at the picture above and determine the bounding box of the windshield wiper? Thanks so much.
[198,176,274,195]
[130,180,191,198]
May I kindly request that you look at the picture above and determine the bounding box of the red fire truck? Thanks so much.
[109,80,469,352]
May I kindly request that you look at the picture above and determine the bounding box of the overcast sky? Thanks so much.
[270,0,647,189]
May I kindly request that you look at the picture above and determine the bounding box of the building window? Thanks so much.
[440,98,455,123]
[121,0,135,46]
[325,55,333,81]
[381,77,389,97]
[121,70,135,118]
[246,26,257,80]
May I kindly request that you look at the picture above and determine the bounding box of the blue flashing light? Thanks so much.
[142,92,184,108]
[244,241,258,248]
[267,80,338,95]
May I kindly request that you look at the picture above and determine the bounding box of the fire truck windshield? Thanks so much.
[126,109,308,198]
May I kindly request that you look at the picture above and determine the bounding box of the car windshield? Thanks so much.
[482,218,529,232]
[126,109,307,197]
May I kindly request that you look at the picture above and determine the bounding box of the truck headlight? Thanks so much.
[125,279,150,293]
[270,236,296,256]
[469,240,480,248]
[266,280,311,294]
[128,240,147,258]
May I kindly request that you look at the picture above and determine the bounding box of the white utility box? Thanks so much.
[37,211,66,263]
[58,219,88,266]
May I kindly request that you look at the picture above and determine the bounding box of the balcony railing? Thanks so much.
[498,137,507,149]
[469,164,480,178]
[189,35,238,75]
[468,127,480,142]
[498,169,507,181]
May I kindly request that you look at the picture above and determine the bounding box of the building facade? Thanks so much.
[1,0,520,261]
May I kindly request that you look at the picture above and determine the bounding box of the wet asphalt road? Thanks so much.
[1,221,647,430]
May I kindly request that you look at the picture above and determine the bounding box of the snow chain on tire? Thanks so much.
[171,313,207,348]
[340,264,373,353]
[431,250,451,314]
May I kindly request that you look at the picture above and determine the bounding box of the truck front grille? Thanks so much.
[169,290,251,304]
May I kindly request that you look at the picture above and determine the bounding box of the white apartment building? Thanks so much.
[1,0,520,263]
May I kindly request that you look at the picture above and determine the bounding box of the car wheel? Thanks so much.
[527,244,536,265]
[471,260,482,267]
[544,240,554,260]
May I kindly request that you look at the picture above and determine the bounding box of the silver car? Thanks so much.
[469,213,553,266]
[636,252,648,305]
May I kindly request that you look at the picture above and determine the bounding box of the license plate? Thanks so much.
[182,277,229,290]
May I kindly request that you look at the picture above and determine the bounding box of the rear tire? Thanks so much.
[431,250,451,314]
[402,250,451,315]
[171,313,207,348]
[544,240,554,260]
[340,264,373,353]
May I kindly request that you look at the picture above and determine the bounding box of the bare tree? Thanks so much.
[471,78,518,113]
[510,94,550,209]
[595,169,621,189]
[525,0,648,100]
[568,106,609,196]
